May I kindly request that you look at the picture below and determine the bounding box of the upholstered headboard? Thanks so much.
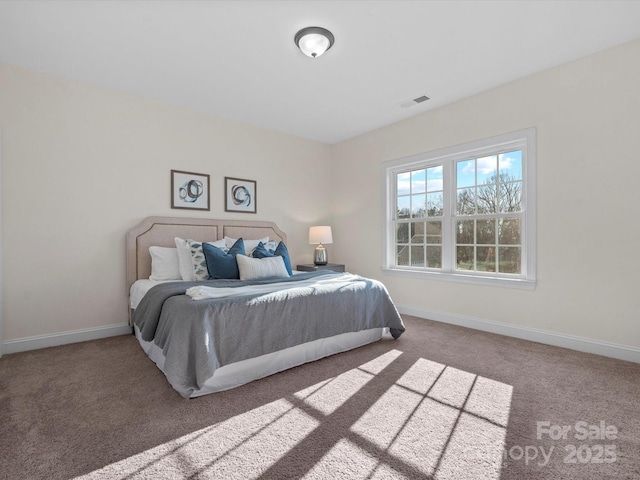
[125,216,287,291]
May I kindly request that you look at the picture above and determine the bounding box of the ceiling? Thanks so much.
[1,1,640,144]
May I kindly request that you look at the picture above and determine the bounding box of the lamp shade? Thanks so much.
[309,226,333,245]
[295,27,335,58]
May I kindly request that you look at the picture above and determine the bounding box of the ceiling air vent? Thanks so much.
[400,95,430,108]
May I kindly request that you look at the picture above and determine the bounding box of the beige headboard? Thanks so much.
[126,216,287,291]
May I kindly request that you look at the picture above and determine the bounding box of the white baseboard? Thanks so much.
[2,323,133,355]
[397,306,640,364]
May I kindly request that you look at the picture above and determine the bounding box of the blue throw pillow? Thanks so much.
[203,238,246,279]
[253,241,293,275]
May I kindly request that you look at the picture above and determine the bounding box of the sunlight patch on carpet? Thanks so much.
[387,397,460,476]
[75,351,512,479]
[302,439,380,479]
[429,366,477,408]
[395,357,446,394]
[294,368,374,415]
[348,357,513,479]
[75,398,319,479]
[358,349,404,375]
[436,413,507,480]
[464,375,512,427]
[351,384,424,449]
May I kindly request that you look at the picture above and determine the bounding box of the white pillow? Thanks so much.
[236,254,290,281]
[175,237,196,281]
[149,246,181,281]
[224,236,269,256]
[175,237,227,281]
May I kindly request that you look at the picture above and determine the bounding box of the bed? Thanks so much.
[126,216,405,398]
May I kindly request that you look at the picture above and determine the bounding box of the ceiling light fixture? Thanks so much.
[295,26,334,58]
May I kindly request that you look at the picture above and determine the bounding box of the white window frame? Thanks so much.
[382,128,536,290]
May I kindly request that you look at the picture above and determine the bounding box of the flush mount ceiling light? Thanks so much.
[294,26,334,58]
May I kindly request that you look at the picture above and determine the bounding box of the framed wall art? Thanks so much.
[225,177,257,214]
[171,170,210,211]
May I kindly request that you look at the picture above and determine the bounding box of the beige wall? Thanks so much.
[0,63,331,341]
[330,38,640,349]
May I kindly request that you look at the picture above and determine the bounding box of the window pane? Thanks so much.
[427,192,443,216]
[457,188,476,215]
[498,218,521,245]
[476,247,496,272]
[476,155,498,185]
[477,219,495,245]
[499,247,521,274]
[456,220,474,244]
[411,246,425,267]
[476,182,497,213]
[427,246,442,268]
[397,172,411,196]
[499,150,522,181]
[456,246,474,270]
[396,245,409,266]
[457,160,475,188]
[499,181,522,212]
[397,196,410,219]
[426,221,442,244]
[411,194,426,218]
[427,166,443,192]
[411,169,426,194]
[411,222,425,244]
[396,223,409,244]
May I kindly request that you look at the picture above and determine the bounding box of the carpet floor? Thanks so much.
[1,315,639,479]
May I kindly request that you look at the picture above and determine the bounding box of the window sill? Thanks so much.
[381,267,536,290]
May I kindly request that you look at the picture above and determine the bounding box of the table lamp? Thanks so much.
[309,226,333,265]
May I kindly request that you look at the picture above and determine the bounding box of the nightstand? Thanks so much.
[297,263,345,273]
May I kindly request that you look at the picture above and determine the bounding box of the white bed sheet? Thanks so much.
[130,279,173,309]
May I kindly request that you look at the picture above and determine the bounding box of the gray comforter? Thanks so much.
[133,271,405,397]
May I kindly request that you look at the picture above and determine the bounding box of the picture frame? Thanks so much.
[225,177,257,214]
[171,170,210,211]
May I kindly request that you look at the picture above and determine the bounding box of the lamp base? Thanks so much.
[313,244,327,265]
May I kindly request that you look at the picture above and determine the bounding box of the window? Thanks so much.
[383,128,536,289]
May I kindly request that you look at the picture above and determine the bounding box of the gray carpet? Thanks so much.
[1,315,639,479]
